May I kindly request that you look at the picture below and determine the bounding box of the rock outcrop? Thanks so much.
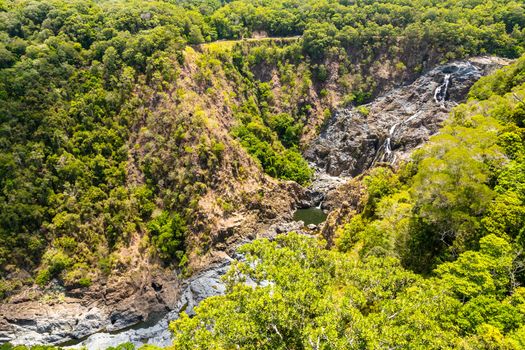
[65,260,232,349]
[0,267,179,346]
[0,195,304,347]
[59,220,306,350]
[305,57,510,177]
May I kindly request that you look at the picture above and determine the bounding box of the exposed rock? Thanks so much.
[66,260,233,350]
[269,220,304,235]
[58,216,311,349]
[4,205,305,349]
[1,56,510,348]
[302,169,350,209]
[0,265,179,346]
[305,57,510,177]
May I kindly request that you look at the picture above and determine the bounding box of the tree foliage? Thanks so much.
[171,54,525,349]
[171,233,525,349]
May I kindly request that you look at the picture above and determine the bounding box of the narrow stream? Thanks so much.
[434,73,451,104]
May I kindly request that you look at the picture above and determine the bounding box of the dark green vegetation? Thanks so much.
[2,0,523,297]
[335,55,525,274]
[170,55,525,349]
[172,233,525,349]
[1,0,525,347]
[0,0,198,296]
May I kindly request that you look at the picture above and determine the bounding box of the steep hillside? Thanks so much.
[168,52,525,350]
[0,41,307,345]
[306,57,509,178]
[1,0,525,348]
[59,55,513,349]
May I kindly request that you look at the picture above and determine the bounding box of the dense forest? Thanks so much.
[1,0,525,348]
[167,55,525,349]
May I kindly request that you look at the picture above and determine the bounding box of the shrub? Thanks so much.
[148,211,187,262]
[35,270,51,287]
[357,105,370,116]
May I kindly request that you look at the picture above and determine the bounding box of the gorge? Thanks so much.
[2,55,509,349]
[2,0,525,348]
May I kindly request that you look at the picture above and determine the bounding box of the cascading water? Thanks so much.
[374,72,455,166]
[373,112,421,165]
[434,73,451,104]
[385,123,398,153]
[383,123,398,162]
[17,58,498,350]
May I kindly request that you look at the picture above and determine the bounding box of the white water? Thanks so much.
[403,110,422,124]
[380,114,413,164]
[60,62,485,350]
[384,122,399,155]
[434,73,451,104]
[389,123,398,136]
[380,72,453,165]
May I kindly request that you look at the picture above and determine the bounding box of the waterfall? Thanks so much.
[389,123,398,135]
[434,73,451,104]
[373,109,424,166]
[377,71,452,165]
[385,138,392,154]
[402,111,420,124]
[384,123,398,155]
[383,137,396,164]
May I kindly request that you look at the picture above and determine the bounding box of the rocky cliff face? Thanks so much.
[75,56,510,349]
[0,263,179,345]
[49,220,305,350]
[304,57,510,177]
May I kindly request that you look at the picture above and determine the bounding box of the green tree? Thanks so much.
[147,211,187,262]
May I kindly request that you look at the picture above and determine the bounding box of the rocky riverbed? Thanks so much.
[65,260,233,349]
[62,220,306,349]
